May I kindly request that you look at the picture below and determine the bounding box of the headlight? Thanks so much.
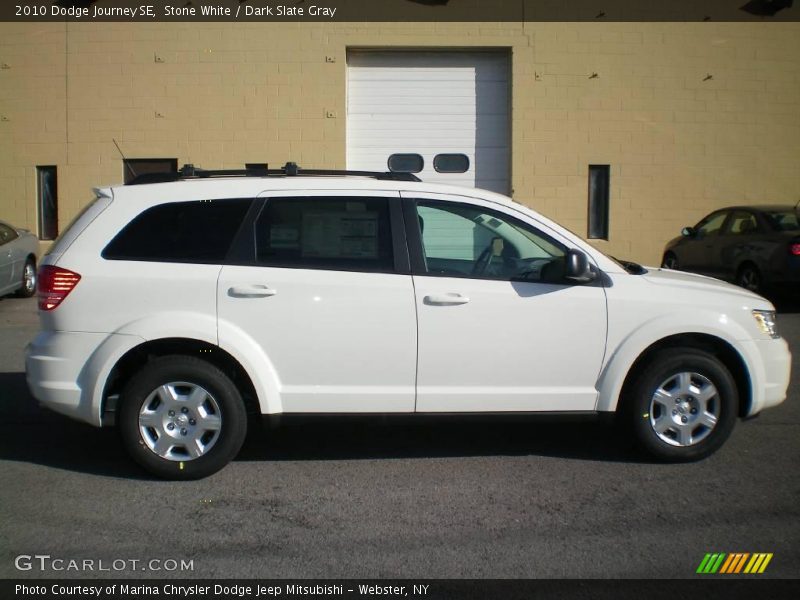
[752,310,779,339]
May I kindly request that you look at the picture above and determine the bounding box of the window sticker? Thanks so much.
[301,211,379,259]
[269,225,300,249]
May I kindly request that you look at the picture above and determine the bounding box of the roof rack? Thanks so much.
[125,162,422,185]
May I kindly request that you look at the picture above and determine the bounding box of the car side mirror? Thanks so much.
[564,249,596,283]
[681,226,696,237]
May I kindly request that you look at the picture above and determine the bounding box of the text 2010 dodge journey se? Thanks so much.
[26,164,791,479]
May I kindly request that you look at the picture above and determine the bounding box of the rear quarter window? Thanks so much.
[102,199,252,264]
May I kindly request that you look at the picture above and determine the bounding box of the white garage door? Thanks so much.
[347,51,510,195]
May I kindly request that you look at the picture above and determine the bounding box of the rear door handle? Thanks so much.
[423,293,470,306]
[228,285,277,298]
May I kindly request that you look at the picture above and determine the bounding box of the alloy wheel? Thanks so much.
[138,381,222,461]
[648,371,719,447]
[23,262,36,293]
[739,267,760,292]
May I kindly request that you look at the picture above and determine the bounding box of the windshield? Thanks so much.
[764,209,800,232]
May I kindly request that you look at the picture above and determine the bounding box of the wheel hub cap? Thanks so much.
[138,382,222,461]
[24,264,35,291]
[649,372,719,447]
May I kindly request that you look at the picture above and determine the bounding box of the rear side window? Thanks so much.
[103,199,252,263]
[255,197,394,273]
[765,209,800,232]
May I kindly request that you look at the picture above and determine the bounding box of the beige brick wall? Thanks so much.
[1,21,798,264]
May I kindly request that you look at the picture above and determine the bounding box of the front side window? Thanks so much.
[0,223,19,246]
[255,197,394,273]
[415,201,566,282]
[695,211,728,236]
[103,199,252,263]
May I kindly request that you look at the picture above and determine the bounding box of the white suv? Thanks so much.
[25,164,791,479]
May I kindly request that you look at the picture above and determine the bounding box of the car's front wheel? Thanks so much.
[737,264,762,294]
[625,348,738,462]
[118,355,247,479]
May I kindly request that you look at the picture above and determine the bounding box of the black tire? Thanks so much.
[737,264,762,294]
[624,348,738,462]
[15,257,36,298]
[661,252,678,270]
[118,355,247,480]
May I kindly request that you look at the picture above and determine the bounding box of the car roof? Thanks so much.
[725,204,797,213]
[105,176,516,206]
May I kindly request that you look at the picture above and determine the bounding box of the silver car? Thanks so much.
[0,220,38,298]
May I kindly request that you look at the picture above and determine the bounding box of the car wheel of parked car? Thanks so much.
[118,355,247,480]
[661,253,678,270]
[626,348,738,462]
[737,264,762,294]
[15,258,36,298]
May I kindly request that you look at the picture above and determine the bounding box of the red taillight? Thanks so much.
[38,266,81,311]
[790,243,800,256]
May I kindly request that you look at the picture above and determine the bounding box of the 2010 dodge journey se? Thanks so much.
[25,164,791,479]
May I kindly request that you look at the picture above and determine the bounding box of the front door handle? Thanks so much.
[228,285,277,298]
[424,293,470,306]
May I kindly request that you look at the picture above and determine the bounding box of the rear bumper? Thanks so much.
[26,330,143,426]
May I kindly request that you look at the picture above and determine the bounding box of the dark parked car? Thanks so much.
[662,205,800,294]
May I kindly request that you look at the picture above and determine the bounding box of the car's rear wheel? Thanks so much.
[661,253,679,270]
[625,348,738,462]
[15,258,36,298]
[118,355,247,479]
[737,264,762,294]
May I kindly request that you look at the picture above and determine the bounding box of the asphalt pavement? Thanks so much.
[0,295,798,579]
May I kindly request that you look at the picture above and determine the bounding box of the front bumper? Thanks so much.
[747,336,791,415]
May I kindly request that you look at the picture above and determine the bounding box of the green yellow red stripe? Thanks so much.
[698,552,772,574]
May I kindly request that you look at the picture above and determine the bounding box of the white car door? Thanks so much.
[217,191,417,413]
[402,192,608,412]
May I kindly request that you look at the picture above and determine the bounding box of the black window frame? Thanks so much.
[587,164,610,240]
[123,158,178,185]
[37,165,58,241]
[387,154,425,174]
[402,198,573,283]
[433,153,470,174]
[239,195,409,275]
